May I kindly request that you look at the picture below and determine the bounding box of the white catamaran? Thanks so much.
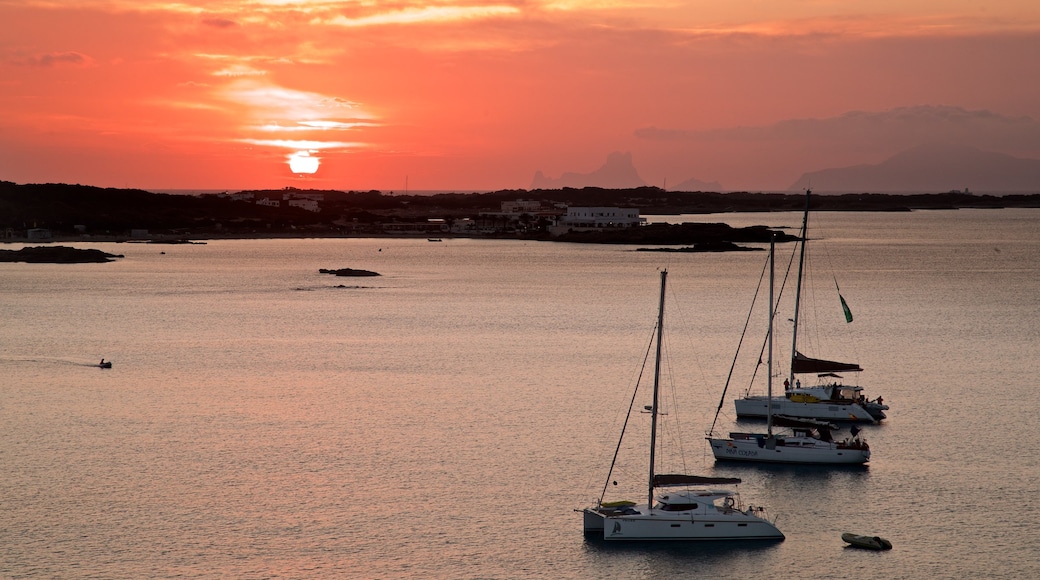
[582,270,785,541]
[707,238,871,465]
[733,191,888,424]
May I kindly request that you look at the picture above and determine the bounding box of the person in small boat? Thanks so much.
[100,359,105,365]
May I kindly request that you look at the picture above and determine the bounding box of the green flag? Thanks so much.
[839,293,853,323]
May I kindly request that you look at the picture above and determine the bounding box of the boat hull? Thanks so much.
[735,396,877,422]
[585,509,783,541]
[842,532,892,550]
[707,437,869,464]
[583,509,606,533]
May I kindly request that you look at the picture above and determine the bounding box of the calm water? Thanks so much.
[2,209,1039,579]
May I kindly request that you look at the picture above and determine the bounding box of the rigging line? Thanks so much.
[597,320,658,505]
[746,234,799,397]
[663,271,710,448]
[709,250,769,435]
[660,333,691,478]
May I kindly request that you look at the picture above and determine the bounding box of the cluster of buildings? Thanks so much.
[222,190,323,213]
[5,193,646,240]
[471,201,644,235]
[220,191,647,236]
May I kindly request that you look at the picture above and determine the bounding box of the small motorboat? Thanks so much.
[99,359,112,369]
[842,532,892,550]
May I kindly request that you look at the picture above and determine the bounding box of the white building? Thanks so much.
[501,199,543,213]
[256,197,280,208]
[287,199,321,212]
[555,207,645,230]
[285,192,324,202]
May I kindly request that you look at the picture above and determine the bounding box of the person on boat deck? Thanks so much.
[100,359,105,365]
[784,378,790,391]
[850,425,861,439]
[795,379,801,389]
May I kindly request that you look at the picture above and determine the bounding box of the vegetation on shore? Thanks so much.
[3,180,1038,244]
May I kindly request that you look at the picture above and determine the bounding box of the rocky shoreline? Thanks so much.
[0,245,124,263]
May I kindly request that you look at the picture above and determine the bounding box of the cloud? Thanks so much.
[635,105,1040,153]
[214,78,379,153]
[13,51,94,67]
[213,64,267,77]
[219,79,369,119]
[256,120,378,132]
[320,5,522,27]
[202,17,238,29]
[239,138,360,150]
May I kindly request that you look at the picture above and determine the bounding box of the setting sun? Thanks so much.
[288,151,320,175]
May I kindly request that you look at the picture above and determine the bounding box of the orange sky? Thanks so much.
[2,1,1040,191]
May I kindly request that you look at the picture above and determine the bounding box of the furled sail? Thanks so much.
[653,474,742,487]
[791,351,862,374]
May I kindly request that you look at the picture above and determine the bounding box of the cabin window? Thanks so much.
[704,523,715,527]
[738,523,748,527]
[660,503,698,511]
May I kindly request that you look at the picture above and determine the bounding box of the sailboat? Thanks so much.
[581,270,785,541]
[733,190,888,423]
[707,238,871,464]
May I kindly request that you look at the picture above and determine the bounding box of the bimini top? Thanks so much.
[653,473,742,487]
[792,351,863,374]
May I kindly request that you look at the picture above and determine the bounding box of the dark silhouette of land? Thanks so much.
[319,268,380,277]
[3,181,1039,246]
[0,245,123,263]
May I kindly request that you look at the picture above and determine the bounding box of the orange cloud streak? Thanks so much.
[2,0,1040,189]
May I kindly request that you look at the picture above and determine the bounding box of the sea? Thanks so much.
[2,208,1038,579]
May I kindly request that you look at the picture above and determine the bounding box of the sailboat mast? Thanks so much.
[767,237,775,436]
[648,269,667,509]
[789,189,811,386]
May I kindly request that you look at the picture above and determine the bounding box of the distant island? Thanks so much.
[0,245,123,263]
[319,268,380,277]
[2,181,1038,249]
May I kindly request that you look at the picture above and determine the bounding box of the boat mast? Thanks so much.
[788,189,811,387]
[767,237,775,437]
[648,269,667,509]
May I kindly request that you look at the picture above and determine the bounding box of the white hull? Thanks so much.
[734,396,877,422]
[707,436,869,464]
[583,507,783,541]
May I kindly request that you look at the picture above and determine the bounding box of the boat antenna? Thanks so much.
[788,189,811,387]
[648,269,667,510]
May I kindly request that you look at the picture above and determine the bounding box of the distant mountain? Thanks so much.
[789,144,1040,193]
[671,176,723,192]
[531,151,646,189]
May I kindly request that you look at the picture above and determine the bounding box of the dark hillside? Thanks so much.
[0,182,322,234]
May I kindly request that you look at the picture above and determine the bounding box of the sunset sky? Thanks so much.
[2,1,1040,191]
